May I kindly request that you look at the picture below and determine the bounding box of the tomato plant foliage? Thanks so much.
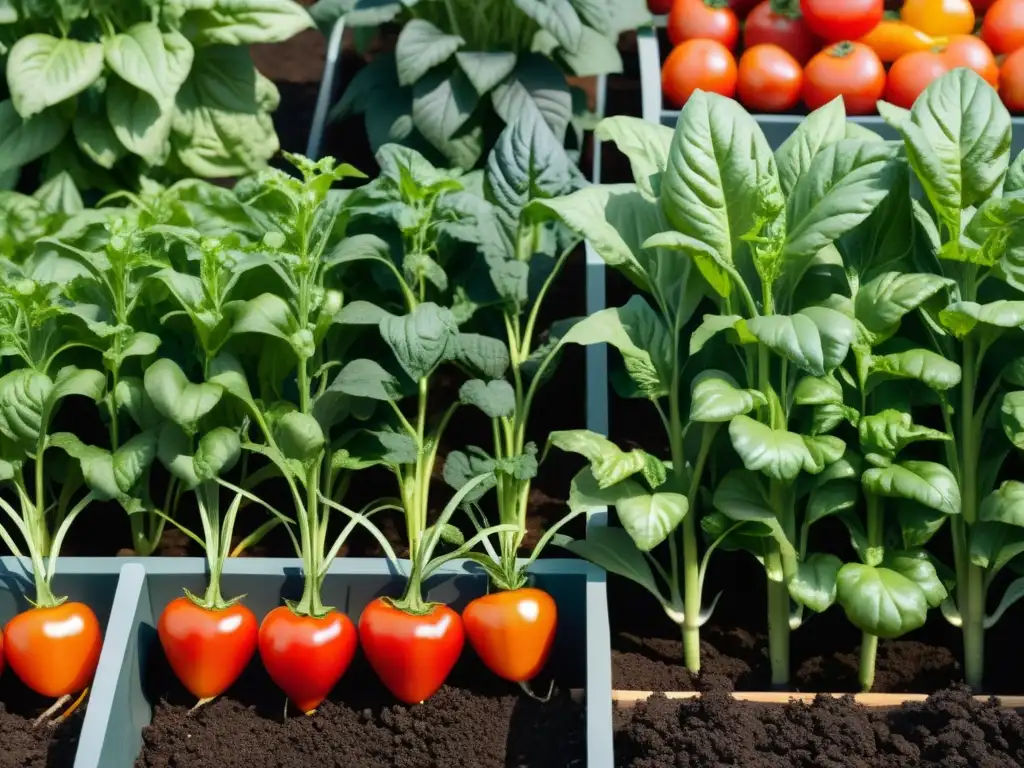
[0,0,313,192]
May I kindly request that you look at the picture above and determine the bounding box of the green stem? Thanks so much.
[961,558,986,690]
[860,494,883,691]
[766,559,790,688]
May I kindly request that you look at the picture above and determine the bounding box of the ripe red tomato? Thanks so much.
[359,598,464,704]
[803,41,887,114]
[668,0,740,49]
[662,39,738,107]
[982,0,1024,54]
[258,606,357,713]
[800,0,884,43]
[4,604,101,698]
[463,589,557,683]
[0,628,5,678]
[729,0,761,16]
[744,1,824,65]
[158,597,257,701]
[737,44,804,111]
[1001,47,1024,110]
[649,0,672,13]
[885,51,950,109]
[941,35,1000,86]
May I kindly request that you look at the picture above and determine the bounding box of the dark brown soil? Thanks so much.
[0,675,86,768]
[135,652,584,768]
[613,685,1024,767]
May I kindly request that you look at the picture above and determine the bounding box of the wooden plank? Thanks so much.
[568,690,1024,709]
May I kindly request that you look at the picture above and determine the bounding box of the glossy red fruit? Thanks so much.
[359,598,464,704]
[463,589,557,683]
[158,598,258,701]
[661,39,738,107]
[0,628,5,677]
[744,1,824,65]
[5,603,101,697]
[1001,47,1024,111]
[668,0,740,50]
[885,51,949,109]
[982,0,1024,55]
[737,44,804,112]
[803,41,887,115]
[800,0,884,43]
[258,606,357,713]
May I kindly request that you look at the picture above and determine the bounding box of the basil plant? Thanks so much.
[874,68,1024,691]
[312,0,649,169]
[0,0,314,192]
[538,94,905,684]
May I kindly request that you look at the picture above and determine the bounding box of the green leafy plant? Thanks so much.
[312,0,649,169]
[0,0,313,192]
[536,94,902,684]
[878,68,1024,690]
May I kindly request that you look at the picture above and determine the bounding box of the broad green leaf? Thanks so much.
[899,503,949,549]
[939,300,1024,338]
[556,527,662,597]
[329,359,402,401]
[0,100,68,174]
[411,66,478,165]
[143,359,223,428]
[643,229,732,298]
[443,448,497,504]
[690,314,746,355]
[33,172,81,215]
[970,520,1024,571]
[459,379,515,418]
[491,54,572,142]
[104,25,193,105]
[0,371,49,445]
[855,272,954,335]
[324,233,392,268]
[689,371,766,423]
[836,563,929,639]
[859,410,949,457]
[565,466,630,515]
[50,431,157,501]
[452,333,510,380]
[793,374,843,406]
[806,480,858,526]
[980,481,1024,528]
[775,97,846,196]
[615,485,688,551]
[114,377,162,431]
[862,460,960,515]
[208,353,255,407]
[335,300,394,326]
[661,91,774,279]
[729,415,839,481]
[1002,391,1024,449]
[1008,150,1024,194]
[380,303,459,381]
[887,549,947,608]
[784,140,900,278]
[559,297,671,399]
[594,115,673,199]
[788,552,842,613]
[868,348,962,392]
[712,469,795,557]
[107,77,173,165]
[72,104,124,167]
[230,293,298,342]
[274,412,325,463]
[743,307,855,377]
[396,19,464,86]
[898,68,1011,222]
[513,0,582,52]
[190,0,315,45]
[455,51,517,95]
[157,424,200,489]
[7,34,103,118]
[547,430,665,489]
[51,365,106,405]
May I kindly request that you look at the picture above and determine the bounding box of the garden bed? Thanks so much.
[0,675,84,768]
[136,653,583,768]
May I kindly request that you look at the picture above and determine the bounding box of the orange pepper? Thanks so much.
[900,0,976,38]
[860,20,948,62]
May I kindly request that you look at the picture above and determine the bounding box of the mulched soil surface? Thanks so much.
[614,685,1024,768]
[0,675,85,768]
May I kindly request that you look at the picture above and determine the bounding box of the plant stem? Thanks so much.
[766,559,790,688]
[860,494,883,691]
[961,558,986,690]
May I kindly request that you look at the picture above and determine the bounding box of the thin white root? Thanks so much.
[518,679,555,703]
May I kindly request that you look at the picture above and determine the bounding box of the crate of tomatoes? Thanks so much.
[643,0,1024,147]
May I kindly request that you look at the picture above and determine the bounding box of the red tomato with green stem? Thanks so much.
[800,0,884,43]
[159,598,258,704]
[662,39,737,107]
[885,50,950,108]
[744,1,824,65]
[803,41,887,114]
[982,0,1024,55]
[1001,47,1024,111]
[154,445,262,707]
[5,603,101,700]
[737,43,804,111]
[941,35,1000,86]
[359,598,464,703]
[259,607,358,713]
[463,589,557,683]
[668,0,740,49]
